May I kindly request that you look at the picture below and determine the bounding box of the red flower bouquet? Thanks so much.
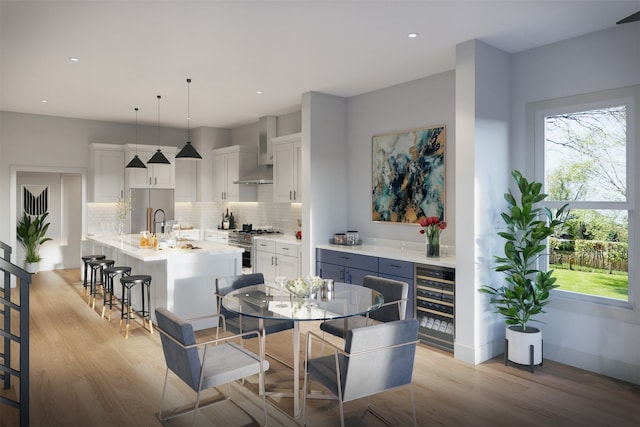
[418,216,447,246]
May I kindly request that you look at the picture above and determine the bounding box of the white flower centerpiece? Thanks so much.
[285,275,324,299]
[115,193,134,235]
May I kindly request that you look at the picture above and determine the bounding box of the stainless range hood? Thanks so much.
[235,116,277,184]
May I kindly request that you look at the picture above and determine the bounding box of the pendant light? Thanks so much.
[125,107,147,169]
[176,78,202,159]
[148,95,171,164]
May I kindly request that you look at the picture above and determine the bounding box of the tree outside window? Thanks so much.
[543,104,629,301]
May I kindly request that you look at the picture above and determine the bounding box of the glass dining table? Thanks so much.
[222,282,384,417]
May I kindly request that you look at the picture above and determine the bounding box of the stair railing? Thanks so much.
[0,240,31,427]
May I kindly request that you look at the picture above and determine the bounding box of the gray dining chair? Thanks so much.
[303,319,419,427]
[155,307,270,426]
[319,275,409,339]
[215,273,295,367]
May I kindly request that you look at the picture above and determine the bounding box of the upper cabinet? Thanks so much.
[272,133,302,203]
[212,146,258,202]
[89,143,125,202]
[125,145,176,189]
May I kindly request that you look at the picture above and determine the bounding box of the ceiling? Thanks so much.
[1,1,639,129]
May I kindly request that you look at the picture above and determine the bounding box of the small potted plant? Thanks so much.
[480,170,569,371]
[16,211,52,273]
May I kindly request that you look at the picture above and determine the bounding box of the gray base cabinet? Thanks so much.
[414,263,455,352]
[316,249,377,285]
[316,249,414,319]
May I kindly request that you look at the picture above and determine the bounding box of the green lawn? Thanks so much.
[551,267,628,300]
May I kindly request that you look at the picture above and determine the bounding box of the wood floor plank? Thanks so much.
[2,268,639,427]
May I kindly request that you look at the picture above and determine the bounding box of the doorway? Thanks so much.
[11,166,85,271]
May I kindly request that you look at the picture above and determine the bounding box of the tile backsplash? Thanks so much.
[88,186,301,236]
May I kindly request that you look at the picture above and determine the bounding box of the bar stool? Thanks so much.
[101,266,131,321]
[88,259,114,308]
[119,275,153,339]
[81,254,105,299]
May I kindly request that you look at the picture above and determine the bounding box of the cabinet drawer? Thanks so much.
[276,241,299,256]
[378,257,413,279]
[316,249,378,272]
[255,239,276,252]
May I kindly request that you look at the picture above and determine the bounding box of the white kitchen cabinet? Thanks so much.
[203,229,229,244]
[178,228,200,241]
[212,145,257,202]
[125,144,176,189]
[272,133,302,203]
[175,158,197,201]
[254,237,300,284]
[89,143,125,202]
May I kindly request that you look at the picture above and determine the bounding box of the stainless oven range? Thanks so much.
[228,228,282,269]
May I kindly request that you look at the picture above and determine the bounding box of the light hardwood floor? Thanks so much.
[2,269,640,427]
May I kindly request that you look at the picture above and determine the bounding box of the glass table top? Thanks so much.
[222,283,384,321]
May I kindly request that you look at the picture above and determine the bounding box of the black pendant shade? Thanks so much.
[126,107,147,169]
[176,141,202,159]
[175,78,202,159]
[126,154,147,169]
[148,148,171,164]
[148,95,170,165]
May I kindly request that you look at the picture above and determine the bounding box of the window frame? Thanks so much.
[529,86,638,311]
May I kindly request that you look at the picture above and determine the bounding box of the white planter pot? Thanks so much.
[24,262,39,274]
[505,325,542,368]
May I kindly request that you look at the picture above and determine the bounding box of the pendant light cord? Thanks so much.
[187,78,191,141]
[135,107,139,155]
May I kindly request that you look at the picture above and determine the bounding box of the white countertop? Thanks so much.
[316,239,455,268]
[87,234,243,261]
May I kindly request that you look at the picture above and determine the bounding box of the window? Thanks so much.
[533,87,637,305]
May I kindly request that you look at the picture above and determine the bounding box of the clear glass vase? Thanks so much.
[426,235,440,257]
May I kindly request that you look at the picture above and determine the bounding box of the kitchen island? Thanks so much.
[85,234,243,329]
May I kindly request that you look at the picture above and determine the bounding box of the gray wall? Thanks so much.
[345,71,456,246]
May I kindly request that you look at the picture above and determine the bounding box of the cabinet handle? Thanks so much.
[340,256,350,260]
[281,247,289,251]
[274,256,278,266]
[149,177,152,185]
[340,270,345,281]
[289,190,293,200]
[155,177,158,185]
[389,264,401,269]
[293,190,296,200]
[271,256,275,266]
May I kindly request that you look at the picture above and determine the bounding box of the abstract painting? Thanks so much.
[372,125,445,223]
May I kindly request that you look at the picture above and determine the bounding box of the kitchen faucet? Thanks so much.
[153,208,166,235]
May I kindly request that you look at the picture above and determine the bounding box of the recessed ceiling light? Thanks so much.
[41,99,48,103]
[256,90,263,95]
[69,57,80,62]
[408,33,418,38]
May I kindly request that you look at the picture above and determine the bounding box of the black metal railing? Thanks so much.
[0,240,30,427]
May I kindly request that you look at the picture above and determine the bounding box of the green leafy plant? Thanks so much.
[16,212,52,263]
[480,170,569,331]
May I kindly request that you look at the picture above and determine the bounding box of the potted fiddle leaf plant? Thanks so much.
[16,211,52,273]
[480,170,569,371]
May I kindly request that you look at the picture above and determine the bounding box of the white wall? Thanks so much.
[510,24,640,384]
[345,71,456,246]
[454,40,512,364]
[304,92,349,276]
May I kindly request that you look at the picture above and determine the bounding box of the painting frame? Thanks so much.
[371,125,445,224]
